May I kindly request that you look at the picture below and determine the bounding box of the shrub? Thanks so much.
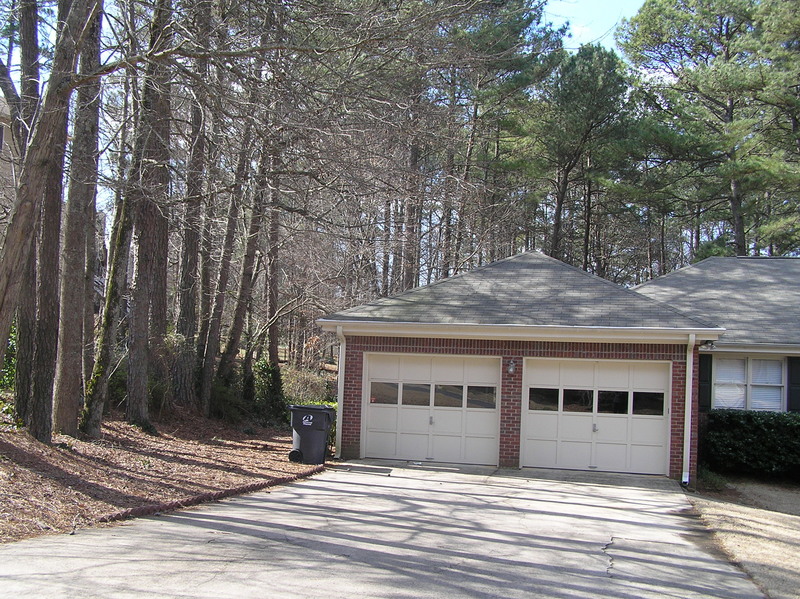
[282,366,336,406]
[1,324,16,390]
[700,410,800,481]
[253,359,288,424]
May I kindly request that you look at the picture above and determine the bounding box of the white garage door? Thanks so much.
[364,355,500,465]
[522,359,670,475]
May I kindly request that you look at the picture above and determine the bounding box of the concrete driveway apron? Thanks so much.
[0,462,762,599]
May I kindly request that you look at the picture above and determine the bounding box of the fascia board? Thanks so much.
[704,344,800,356]
[317,319,725,344]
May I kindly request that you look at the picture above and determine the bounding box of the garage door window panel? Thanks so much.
[467,386,496,409]
[632,392,664,415]
[370,382,398,404]
[402,383,431,406]
[563,389,592,412]
[434,385,463,408]
[598,391,628,414]
[529,388,559,411]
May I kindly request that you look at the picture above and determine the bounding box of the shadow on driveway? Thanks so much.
[0,461,763,599]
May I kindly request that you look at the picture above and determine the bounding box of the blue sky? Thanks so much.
[543,0,646,50]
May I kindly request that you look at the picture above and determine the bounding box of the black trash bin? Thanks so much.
[288,405,335,465]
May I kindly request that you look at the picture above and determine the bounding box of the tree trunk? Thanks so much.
[729,177,747,256]
[217,149,270,383]
[126,0,172,430]
[14,248,36,426]
[266,194,281,368]
[198,127,252,415]
[81,191,133,437]
[549,170,569,259]
[0,0,96,373]
[53,4,102,436]
[29,112,68,443]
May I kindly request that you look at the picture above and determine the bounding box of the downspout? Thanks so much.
[682,333,696,485]
[335,326,346,459]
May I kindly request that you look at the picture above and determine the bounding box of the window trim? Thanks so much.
[711,355,786,411]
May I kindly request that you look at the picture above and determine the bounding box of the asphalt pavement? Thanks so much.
[0,462,763,598]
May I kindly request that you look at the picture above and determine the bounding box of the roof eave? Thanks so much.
[316,319,724,344]
[702,343,800,356]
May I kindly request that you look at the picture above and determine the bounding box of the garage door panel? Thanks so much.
[595,443,628,470]
[527,413,558,439]
[397,434,429,460]
[560,414,592,440]
[367,407,397,431]
[595,416,628,442]
[630,445,665,474]
[399,409,430,434]
[369,355,399,379]
[560,362,595,387]
[632,363,670,390]
[464,437,497,465]
[524,439,557,466]
[465,411,497,436]
[366,431,396,458]
[432,435,462,462]
[529,365,559,387]
[433,409,462,434]
[629,418,666,445]
[431,357,465,382]
[596,364,630,388]
[466,358,501,384]
[400,356,432,380]
[559,441,592,469]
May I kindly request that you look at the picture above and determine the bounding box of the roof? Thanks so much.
[634,257,800,348]
[319,251,718,338]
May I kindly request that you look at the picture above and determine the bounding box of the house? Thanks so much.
[318,251,723,483]
[633,257,800,414]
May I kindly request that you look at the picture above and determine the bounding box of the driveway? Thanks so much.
[0,462,762,598]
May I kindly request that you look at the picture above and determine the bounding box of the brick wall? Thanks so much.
[341,336,697,480]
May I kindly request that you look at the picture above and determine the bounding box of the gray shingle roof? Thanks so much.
[322,251,715,330]
[634,257,800,347]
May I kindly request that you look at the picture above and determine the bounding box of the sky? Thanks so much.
[543,0,647,51]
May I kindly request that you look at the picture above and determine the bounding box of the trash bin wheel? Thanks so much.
[288,449,303,463]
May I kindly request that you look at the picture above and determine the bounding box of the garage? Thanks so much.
[521,359,670,475]
[363,354,501,465]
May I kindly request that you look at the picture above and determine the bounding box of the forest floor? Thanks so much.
[0,407,319,544]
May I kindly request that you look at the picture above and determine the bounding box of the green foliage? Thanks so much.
[253,359,288,424]
[700,409,800,480]
[210,377,249,423]
[282,366,336,406]
[693,236,736,261]
[0,395,20,427]
[0,323,16,390]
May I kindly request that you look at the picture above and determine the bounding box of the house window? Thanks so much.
[713,357,784,411]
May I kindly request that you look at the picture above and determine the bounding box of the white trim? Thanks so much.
[319,319,724,344]
[335,326,345,459]
[683,334,695,485]
[702,344,800,356]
